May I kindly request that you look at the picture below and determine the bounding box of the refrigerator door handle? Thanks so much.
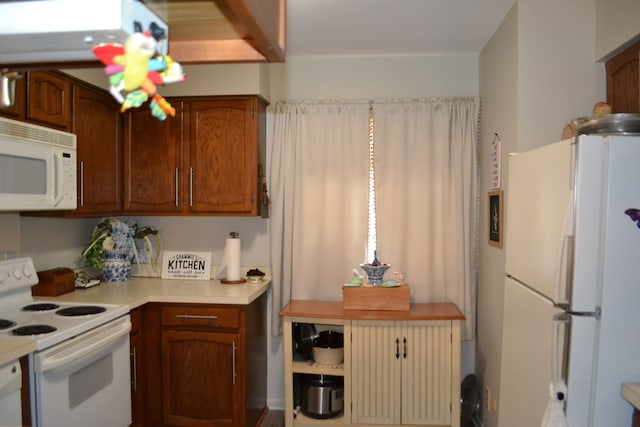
[554,196,575,305]
[552,312,570,395]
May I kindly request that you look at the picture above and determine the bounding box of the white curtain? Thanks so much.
[270,98,478,340]
[374,99,478,340]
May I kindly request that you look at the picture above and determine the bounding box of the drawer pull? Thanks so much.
[175,314,219,320]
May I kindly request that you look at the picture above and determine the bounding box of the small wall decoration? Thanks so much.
[162,251,212,280]
[488,191,503,248]
[490,133,502,190]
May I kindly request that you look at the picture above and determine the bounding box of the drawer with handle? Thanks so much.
[161,305,241,329]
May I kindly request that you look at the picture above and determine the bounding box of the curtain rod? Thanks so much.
[275,96,479,107]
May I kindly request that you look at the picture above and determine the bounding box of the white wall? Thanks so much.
[478,5,518,426]
[516,0,605,152]
[271,54,478,100]
[595,0,640,61]
[478,0,608,426]
[66,63,272,100]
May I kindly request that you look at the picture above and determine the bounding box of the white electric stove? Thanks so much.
[0,257,132,427]
[0,257,128,350]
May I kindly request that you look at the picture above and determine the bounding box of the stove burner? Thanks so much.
[22,303,60,312]
[56,306,107,317]
[0,319,16,330]
[12,324,57,336]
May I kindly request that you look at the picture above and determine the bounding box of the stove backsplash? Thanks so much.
[0,213,20,259]
[16,216,271,274]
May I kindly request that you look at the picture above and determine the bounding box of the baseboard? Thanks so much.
[267,397,285,411]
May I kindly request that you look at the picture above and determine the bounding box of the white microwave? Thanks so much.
[0,116,77,211]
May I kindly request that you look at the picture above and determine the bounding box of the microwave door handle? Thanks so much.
[52,151,63,206]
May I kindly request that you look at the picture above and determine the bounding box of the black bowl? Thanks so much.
[313,330,343,349]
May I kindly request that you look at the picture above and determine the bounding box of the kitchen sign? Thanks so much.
[161,251,212,280]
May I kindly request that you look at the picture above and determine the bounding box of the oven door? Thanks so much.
[31,315,131,427]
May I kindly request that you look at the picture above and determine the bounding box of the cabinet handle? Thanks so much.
[175,314,219,320]
[175,167,179,206]
[189,167,193,207]
[232,340,237,385]
[79,161,84,207]
[395,338,400,359]
[403,337,407,359]
[130,345,137,391]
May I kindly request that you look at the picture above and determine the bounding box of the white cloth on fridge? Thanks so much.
[540,381,568,427]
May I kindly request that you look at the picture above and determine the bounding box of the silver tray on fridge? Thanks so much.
[572,114,640,135]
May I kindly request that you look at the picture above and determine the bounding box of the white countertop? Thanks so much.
[38,276,271,308]
[0,338,36,366]
[622,383,640,410]
[0,276,270,364]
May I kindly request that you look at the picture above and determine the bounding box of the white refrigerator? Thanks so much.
[498,134,640,427]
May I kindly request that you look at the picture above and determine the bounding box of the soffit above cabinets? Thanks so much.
[145,0,286,64]
[0,0,285,69]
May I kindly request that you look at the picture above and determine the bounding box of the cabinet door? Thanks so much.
[352,320,401,425]
[401,320,452,426]
[161,329,241,427]
[73,85,122,215]
[123,103,183,213]
[0,75,26,120]
[606,41,639,113]
[352,320,453,426]
[188,99,258,214]
[27,71,72,130]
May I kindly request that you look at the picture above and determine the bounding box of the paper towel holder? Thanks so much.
[219,231,247,284]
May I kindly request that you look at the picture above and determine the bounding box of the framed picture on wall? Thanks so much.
[488,191,503,248]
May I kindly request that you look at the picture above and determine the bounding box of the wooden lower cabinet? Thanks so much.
[280,301,463,427]
[142,295,268,427]
[161,329,241,426]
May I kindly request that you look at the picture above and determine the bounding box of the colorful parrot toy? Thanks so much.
[92,31,186,120]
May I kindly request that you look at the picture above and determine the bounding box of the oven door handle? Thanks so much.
[37,319,131,373]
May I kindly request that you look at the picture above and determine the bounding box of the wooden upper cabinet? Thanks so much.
[0,75,26,120]
[27,71,72,130]
[73,84,122,216]
[606,41,640,113]
[188,97,265,215]
[123,102,183,213]
[123,96,267,216]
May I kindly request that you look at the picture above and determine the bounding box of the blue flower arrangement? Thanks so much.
[81,218,160,270]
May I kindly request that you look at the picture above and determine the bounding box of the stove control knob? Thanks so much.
[13,267,23,279]
[23,266,33,277]
[0,273,4,284]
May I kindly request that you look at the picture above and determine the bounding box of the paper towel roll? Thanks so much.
[217,237,242,281]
